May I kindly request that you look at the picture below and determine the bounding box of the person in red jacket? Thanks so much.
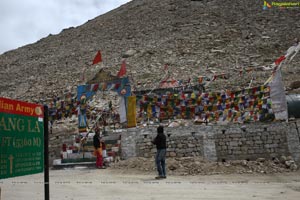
[93,130,105,169]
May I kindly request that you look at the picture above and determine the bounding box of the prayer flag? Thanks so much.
[127,96,137,128]
[92,50,102,65]
[119,97,127,123]
[269,69,288,120]
[274,55,285,65]
[117,60,127,77]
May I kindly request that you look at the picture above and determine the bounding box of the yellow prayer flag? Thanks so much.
[127,96,137,128]
[191,92,196,99]
[147,103,152,118]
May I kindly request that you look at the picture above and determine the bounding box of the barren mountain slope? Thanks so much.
[0,0,299,101]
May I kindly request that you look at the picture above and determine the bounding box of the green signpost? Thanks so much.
[0,97,44,179]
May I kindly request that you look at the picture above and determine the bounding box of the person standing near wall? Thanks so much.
[152,124,167,179]
[93,130,106,169]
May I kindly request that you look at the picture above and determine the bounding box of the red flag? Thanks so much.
[212,75,217,81]
[274,55,285,65]
[117,60,127,77]
[92,51,102,65]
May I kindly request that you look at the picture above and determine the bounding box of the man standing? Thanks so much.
[152,125,167,179]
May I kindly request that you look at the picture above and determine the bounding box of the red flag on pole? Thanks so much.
[117,60,127,77]
[92,51,102,65]
[274,55,285,65]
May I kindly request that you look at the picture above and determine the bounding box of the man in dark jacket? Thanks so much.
[152,125,167,179]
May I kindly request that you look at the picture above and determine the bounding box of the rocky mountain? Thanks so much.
[0,0,299,102]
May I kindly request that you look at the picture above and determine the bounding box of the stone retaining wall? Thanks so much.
[121,121,300,163]
[215,125,289,161]
[49,121,300,165]
[136,134,204,158]
[49,124,77,165]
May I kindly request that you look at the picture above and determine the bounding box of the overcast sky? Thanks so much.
[0,0,131,54]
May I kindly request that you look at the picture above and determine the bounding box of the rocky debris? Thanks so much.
[48,118,78,164]
[279,155,298,170]
[122,49,137,58]
[289,81,300,90]
[0,0,299,102]
[110,156,298,176]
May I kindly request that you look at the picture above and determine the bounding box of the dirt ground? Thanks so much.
[1,167,300,200]
[110,157,298,175]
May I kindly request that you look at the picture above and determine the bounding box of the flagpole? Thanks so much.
[43,105,50,200]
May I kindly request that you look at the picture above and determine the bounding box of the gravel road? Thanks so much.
[1,168,300,200]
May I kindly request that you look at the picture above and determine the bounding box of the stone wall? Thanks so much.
[136,134,204,158]
[121,126,208,160]
[215,125,289,161]
[49,122,77,165]
[48,121,300,164]
[120,121,300,163]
